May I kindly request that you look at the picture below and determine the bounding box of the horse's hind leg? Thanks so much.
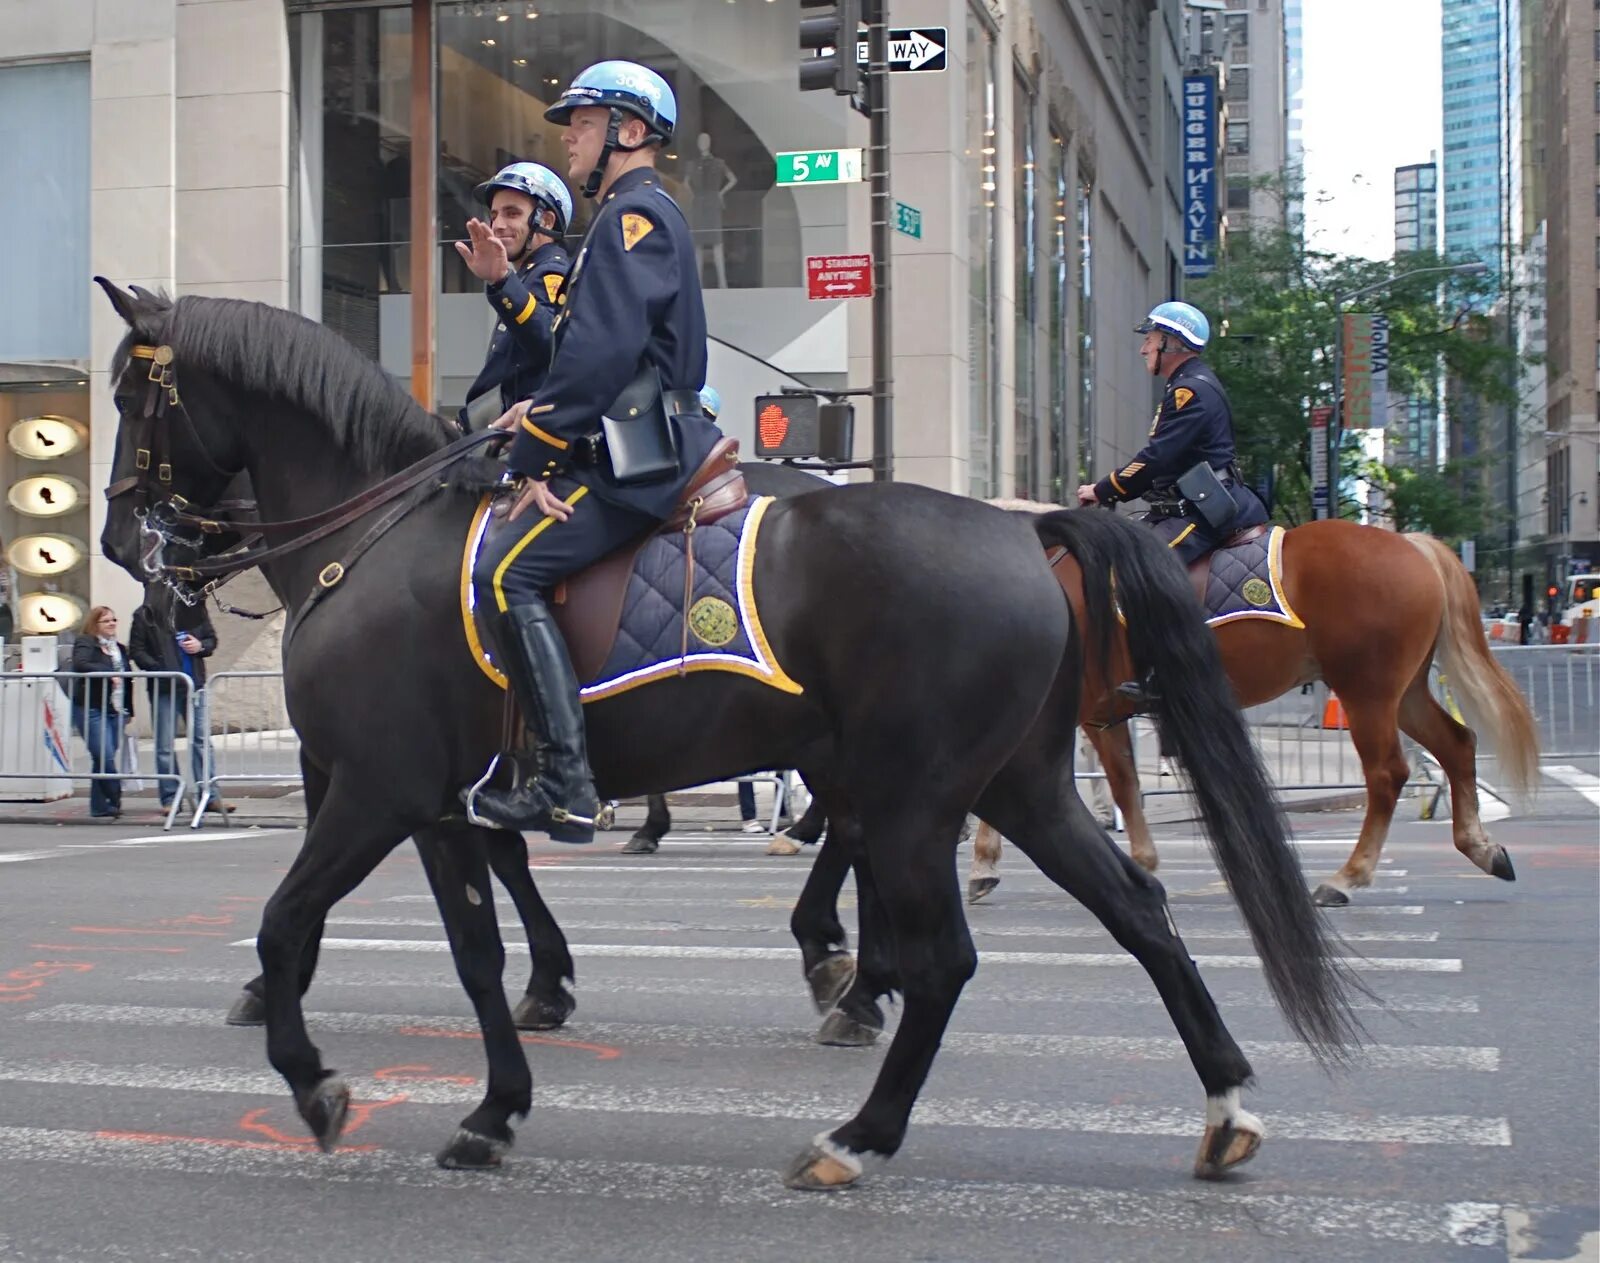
[967,822,1002,903]
[255,777,412,1151]
[416,822,533,1168]
[769,788,826,855]
[976,764,1261,1180]
[622,792,671,854]
[483,829,578,1029]
[1397,668,1514,881]
[817,825,902,1047]
[789,821,857,1013]
[1090,722,1158,873]
[1311,694,1411,907]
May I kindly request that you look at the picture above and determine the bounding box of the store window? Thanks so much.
[1076,172,1095,484]
[1013,72,1037,499]
[1047,126,1071,504]
[967,9,999,497]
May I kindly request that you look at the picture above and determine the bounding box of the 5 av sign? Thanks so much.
[853,27,948,73]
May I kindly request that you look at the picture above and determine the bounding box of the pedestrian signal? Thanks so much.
[754,395,821,459]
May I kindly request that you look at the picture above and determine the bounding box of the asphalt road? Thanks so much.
[0,774,1594,1263]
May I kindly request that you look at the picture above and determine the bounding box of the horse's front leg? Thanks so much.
[482,828,577,1029]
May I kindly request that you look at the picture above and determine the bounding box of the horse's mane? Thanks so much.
[120,293,456,475]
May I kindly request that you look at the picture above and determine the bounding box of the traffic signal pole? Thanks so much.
[865,0,893,481]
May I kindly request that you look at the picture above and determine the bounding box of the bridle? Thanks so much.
[106,340,501,614]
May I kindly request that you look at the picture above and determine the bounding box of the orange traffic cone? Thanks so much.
[1321,693,1348,729]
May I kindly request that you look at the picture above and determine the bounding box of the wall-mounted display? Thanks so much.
[7,415,88,461]
[17,590,86,634]
[7,534,86,578]
[7,474,87,518]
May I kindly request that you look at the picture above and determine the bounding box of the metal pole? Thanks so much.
[866,0,893,481]
[1321,304,1341,520]
[408,0,437,410]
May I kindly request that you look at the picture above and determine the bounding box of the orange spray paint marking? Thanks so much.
[397,1025,623,1061]
[0,959,95,1004]
[373,1063,478,1086]
[68,926,227,937]
[236,1093,408,1147]
[31,944,187,954]
[96,1128,378,1155]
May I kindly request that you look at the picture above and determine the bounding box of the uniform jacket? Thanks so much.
[1094,357,1239,505]
[507,167,721,520]
[129,603,218,697]
[459,240,571,427]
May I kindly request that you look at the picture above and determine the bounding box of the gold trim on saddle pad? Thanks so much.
[1204,525,1305,630]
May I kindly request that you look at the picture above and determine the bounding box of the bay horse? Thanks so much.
[95,281,1359,1188]
[966,501,1540,906]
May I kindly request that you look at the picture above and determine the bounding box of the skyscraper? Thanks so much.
[1440,0,1505,269]
[1394,161,1439,256]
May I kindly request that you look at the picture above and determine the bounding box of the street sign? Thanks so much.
[853,27,948,72]
[893,201,922,239]
[806,253,873,300]
[775,148,863,186]
[1310,404,1332,520]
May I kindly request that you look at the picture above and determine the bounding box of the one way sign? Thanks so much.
[855,27,948,73]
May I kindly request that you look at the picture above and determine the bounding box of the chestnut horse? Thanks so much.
[969,507,1539,907]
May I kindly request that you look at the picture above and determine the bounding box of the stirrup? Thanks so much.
[462,753,505,829]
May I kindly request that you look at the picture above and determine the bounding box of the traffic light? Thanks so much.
[798,0,861,97]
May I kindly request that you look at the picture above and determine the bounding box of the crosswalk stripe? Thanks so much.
[0,1124,1509,1248]
[320,915,1441,945]
[128,966,1483,1015]
[24,1004,1499,1072]
[376,893,1428,915]
[1544,764,1600,808]
[243,937,1465,972]
[0,1060,1510,1147]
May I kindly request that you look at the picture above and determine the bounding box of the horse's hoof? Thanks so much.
[620,834,659,855]
[301,1075,351,1153]
[805,954,857,1014]
[1193,1119,1263,1180]
[766,834,801,856]
[224,989,265,1027]
[782,1133,863,1191]
[436,1126,510,1170]
[1489,847,1516,882]
[966,876,999,904]
[816,1007,881,1047]
[1311,883,1349,908]
[512,987,575,1031]
[1131,850,1160,874]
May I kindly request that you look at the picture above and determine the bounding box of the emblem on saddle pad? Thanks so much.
[1241,577,1272,607]
[688,596,739,647]
[1200,526,1304,630]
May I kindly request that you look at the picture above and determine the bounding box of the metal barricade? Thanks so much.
[192,670,298,825]
[0,670,195,829]
[1483,644,1599,759]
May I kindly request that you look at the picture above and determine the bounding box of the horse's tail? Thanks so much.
[1405,532,1540,801]
[1032,509,1363,1063]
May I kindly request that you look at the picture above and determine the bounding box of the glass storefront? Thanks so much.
[966,8,999,497]
[289,0,854,447]
[1046,126,1070,504]
[1076,170,1095,485]
[1012,72,1037,500]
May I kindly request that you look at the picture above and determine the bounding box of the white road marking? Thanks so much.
[1544,764,1600,809]
[0,1058,1512,1146]
[24,1004,1499,1072]
[0,851,62,864]
[380,892,1424,913]
[0,1124,1511,1248]
[321,915,1441,945]
[58,828,294,849]
[237,937,1466,972]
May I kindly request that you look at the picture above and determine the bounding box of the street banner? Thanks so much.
[1181,74,1219,278]
[1311,404,1332,520]
[1342,312,1388,430]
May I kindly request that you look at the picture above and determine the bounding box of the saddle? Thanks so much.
[550,437,747,682]
[1186,523,1268,605]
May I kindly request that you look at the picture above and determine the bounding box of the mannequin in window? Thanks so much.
[686,131,736,288]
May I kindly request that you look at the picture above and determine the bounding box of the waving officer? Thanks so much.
[1077,301,1266,565]
[466,61,722,844]
[455,161,573,432]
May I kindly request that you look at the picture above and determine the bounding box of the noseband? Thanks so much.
[106,341,501,612]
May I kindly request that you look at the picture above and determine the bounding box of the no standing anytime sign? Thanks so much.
[805,254,873,300]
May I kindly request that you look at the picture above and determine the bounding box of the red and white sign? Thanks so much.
[806,254,873,301]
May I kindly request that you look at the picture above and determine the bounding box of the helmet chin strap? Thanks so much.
[581,107,655,199]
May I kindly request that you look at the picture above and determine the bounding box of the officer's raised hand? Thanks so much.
[455,217,510,284]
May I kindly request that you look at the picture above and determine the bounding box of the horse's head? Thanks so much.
[94,278,251,584]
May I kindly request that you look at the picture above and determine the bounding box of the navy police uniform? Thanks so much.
[458,240,570,431]
[1091,356,1267,566]
[474,167,720,613]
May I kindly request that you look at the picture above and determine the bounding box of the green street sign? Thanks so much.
[893,201,922,239]
[775,148,864,186]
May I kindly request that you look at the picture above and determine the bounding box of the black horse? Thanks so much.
[96,281,1358,1188]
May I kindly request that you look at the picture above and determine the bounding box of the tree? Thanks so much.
[1356,457,1496,539]
[1190,218,1520,530]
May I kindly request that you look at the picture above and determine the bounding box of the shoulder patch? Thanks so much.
[543,273,563,305]
[620,213,654,252]
[1172,387,1195,410]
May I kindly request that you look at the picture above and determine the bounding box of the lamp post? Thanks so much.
[1319,260,1489,521]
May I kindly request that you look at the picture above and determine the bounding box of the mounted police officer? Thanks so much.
[466,60,721,844]
[1076,301,1266,565]
[454,161,573,433]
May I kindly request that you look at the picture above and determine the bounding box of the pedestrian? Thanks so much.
[129,593,233,814]
[69,606,133,819]
[466,59,721,844]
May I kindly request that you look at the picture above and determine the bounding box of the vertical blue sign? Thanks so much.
[1182,74,1218,278]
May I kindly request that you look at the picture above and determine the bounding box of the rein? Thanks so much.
[109,340,503,608]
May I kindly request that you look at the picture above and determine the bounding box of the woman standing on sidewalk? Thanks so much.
[69,606,133,819]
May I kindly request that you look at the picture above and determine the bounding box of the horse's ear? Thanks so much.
[93,276,142,328]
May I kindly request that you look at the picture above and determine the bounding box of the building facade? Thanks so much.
[1441,0,1505,269]
[1393,161,1439,257]
[0,0,1195,634]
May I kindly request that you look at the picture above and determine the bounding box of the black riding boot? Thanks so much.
[465,603,600,844]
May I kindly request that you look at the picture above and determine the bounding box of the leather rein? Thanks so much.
[107,341,501,610]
